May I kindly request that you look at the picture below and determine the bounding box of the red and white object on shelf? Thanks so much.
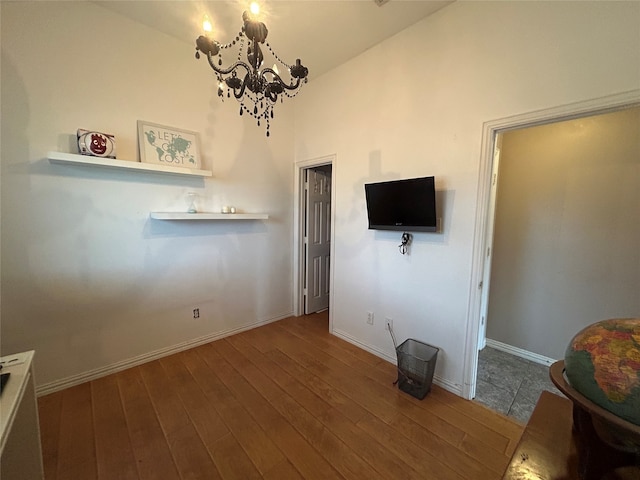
[77,128,116,159]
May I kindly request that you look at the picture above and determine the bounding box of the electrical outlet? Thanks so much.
[193,308,200,319]
[385,317,393,331]
[366,311,374,325]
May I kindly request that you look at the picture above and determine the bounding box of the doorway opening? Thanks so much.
[293,155,336,330]
[463,90,640,403]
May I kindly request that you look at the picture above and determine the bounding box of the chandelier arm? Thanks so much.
[205,52,251,77]
[277,76,302,91]
[260,69,302,91]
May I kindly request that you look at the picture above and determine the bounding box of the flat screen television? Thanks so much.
[364,176,437,232]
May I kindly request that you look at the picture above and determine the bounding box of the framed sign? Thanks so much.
[137,121,201,169]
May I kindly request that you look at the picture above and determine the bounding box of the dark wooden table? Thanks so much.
[503,390,640,480]
[502,390,580,479]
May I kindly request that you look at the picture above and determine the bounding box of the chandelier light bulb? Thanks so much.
[273,64,280,76]
[202,15,213,34]
[249,2,260,16]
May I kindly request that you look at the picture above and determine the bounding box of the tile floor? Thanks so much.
[474,346,564,424]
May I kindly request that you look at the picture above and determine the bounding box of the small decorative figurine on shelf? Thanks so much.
[185,192,198,213]
[77,128,116,158]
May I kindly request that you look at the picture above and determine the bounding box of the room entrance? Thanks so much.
[464,90,640,402]
[293,156,336,325]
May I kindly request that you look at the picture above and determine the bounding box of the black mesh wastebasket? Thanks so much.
[396,339,439,400]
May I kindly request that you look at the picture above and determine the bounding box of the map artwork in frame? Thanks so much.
[137,121,201,169]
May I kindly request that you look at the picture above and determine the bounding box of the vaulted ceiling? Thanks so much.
[94,1,453,79]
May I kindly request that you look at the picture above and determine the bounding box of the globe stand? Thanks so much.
[550,361,640,480]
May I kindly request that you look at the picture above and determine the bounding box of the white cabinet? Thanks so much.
[0,351,45,480]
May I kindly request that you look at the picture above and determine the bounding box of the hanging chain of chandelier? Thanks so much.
[194,4,309,137]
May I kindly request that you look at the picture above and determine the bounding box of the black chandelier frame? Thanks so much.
[195,10,309,136]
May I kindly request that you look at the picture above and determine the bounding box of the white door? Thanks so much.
[305,167,331,313]
[477,134,502,350]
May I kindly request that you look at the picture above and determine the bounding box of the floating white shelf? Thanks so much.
[150,212,269,221]
[47,151,212,178]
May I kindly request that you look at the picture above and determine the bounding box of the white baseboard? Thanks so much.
[332,328,396,363]
[331,328,462,397]
[485,338,557,366]
[36,312,292,397]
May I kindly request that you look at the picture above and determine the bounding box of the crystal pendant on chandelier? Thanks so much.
[194,4,309,137]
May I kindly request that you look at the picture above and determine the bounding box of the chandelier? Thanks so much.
[194,3,309,137]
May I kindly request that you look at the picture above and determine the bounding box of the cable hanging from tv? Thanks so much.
[399,232,412,255]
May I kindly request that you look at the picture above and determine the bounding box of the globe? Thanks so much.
[564,318,640,426]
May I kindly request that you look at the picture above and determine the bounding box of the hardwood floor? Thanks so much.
[37,312,524,480]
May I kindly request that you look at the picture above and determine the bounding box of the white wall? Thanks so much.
[1,2,295,388]
[294,1,640,393]
[487,107,640,359]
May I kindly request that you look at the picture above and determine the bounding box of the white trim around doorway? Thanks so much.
[462,89,640,400]
[293,155,337,332]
